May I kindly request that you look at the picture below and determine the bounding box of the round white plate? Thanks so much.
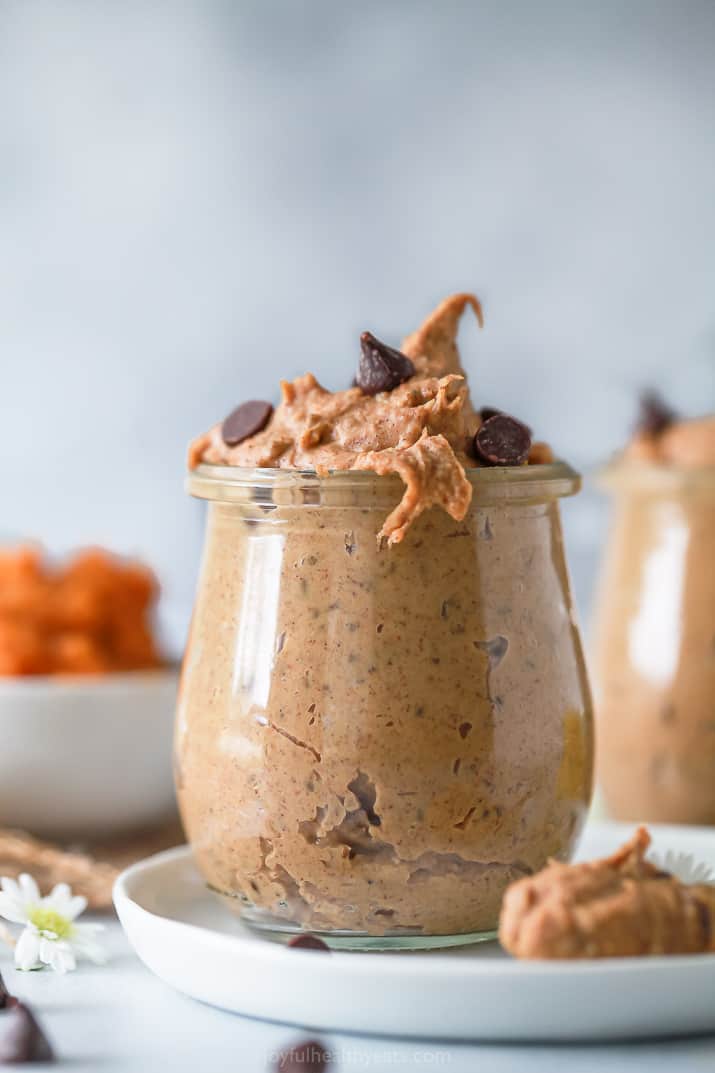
[114,821,715,1041]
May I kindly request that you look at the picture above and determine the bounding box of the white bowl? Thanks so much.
[0,669,179,841]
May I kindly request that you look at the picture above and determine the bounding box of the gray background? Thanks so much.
[1,0,714,652]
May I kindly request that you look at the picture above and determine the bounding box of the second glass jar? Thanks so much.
[593,462,715,824]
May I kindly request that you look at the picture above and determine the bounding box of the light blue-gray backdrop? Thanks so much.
[1,1,714,652]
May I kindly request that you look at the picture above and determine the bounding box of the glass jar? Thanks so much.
[176,462,593,949]
[593,463,715,824]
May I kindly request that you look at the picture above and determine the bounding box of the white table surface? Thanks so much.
[3,917,715,1072]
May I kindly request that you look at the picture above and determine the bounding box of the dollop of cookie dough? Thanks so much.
[499,827,715,959]
[189,294,549,544]
[625,394,715,467]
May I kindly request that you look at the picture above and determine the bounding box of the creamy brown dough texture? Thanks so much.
[500,827,715,959]
[625,416,715,467]
[179,293,589,939]
[189,293,550,543]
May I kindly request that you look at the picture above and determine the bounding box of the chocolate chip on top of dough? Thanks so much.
[474,414,532,466]
[221,400,274,447]
[636,390,677,438]
[356,332,415,396]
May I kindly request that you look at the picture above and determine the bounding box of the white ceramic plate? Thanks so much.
[114,821,715,1042]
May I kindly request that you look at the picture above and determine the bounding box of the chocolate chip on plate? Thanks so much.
[287,933,330,952]
[479,406,502,422]
[637,390,677,437]
[356,332,415,396]
[0,1002,55,1064]
[473,414,532,466]
[221,400,274,447]
[274,1037,331,1073]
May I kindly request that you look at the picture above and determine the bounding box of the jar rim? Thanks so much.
[187,460,581,505]
[596,459,715,494]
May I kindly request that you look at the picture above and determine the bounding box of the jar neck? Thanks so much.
[187,462,581,508]
[597,461,715,500]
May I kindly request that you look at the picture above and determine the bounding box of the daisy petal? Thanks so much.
[41,937,75,974]
[0,876,22,900]
[73,921,105,936]
[72,924,107,964]
[15,926,41,971]
[44,883,72,912]
[18,874,40,904]
[0,891,29,925]
[38,936,53,966]
[65,895,88,921]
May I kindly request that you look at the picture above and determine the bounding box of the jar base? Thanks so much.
[240,914,497,951]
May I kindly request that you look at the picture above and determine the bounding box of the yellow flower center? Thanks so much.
[28,907,72,939]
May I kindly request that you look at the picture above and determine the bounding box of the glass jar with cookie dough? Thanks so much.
[175,293,594,950]
[593,394,715,825]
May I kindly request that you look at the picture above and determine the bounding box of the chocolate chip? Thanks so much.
[221,400,273,446]
[274,1038,331,1072]
[0,1002,55,1063]
[356,332,415,396]
[473,414,531,466]
[479,406,502,422]
[637,390,677,437]
[287,933,330,952]
[0,972,9,1009]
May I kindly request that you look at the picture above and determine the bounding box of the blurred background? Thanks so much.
[1,0,714,651]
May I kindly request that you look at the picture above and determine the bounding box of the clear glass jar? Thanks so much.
[593,462,715,824]
[176,463,593,949]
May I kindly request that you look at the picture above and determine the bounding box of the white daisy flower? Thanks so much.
[648,849,715,886]
[0,874,106,974]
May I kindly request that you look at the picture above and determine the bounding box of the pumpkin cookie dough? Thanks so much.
[500,827,715,959]
[625,392,715,467]
[179,294,591,939]
[189,294,551,545]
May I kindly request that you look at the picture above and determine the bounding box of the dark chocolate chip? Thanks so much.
[356,332,415,396]
[0,1002,55,1064]
[479,406,502,422]
[274,1038,331,1072]
[473,414,532,466]
[221,400,273,446]
[637,390,677,437]
[287,933,330,952]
